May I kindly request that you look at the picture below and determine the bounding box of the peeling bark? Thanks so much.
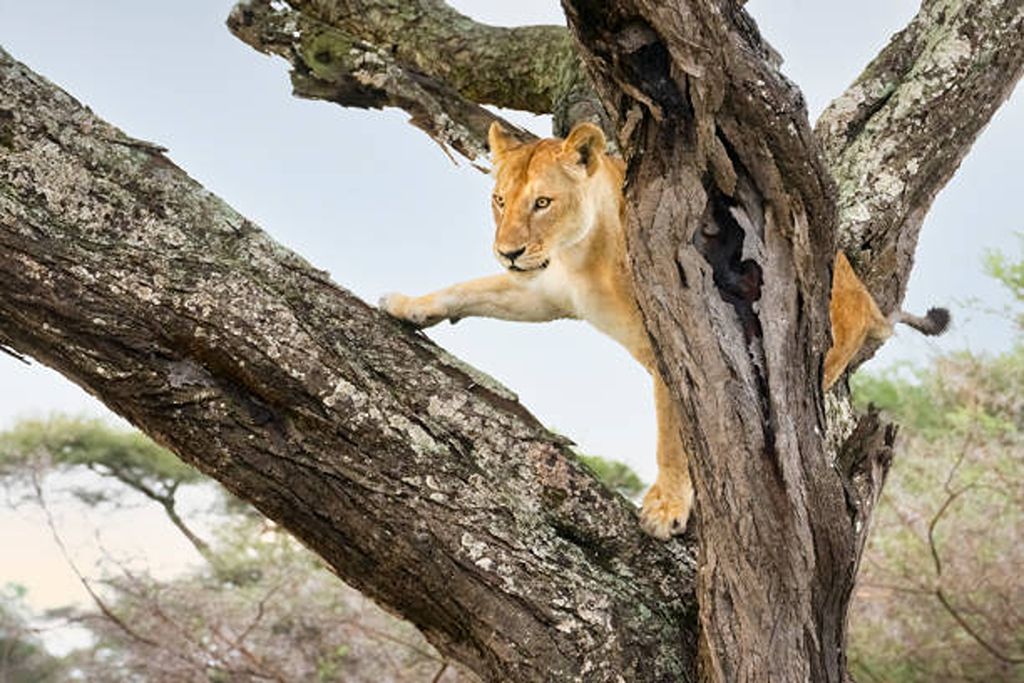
[0,47,697,682]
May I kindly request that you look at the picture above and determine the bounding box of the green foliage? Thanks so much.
[852,363,947,437]
[0,415,198,486]
[577,453,645,498]
[853,346,1024,439]
[985,233,1024,305]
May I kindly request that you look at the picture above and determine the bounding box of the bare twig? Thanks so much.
[925,456,1024,665]
[29,469,160,649]
[933,589,1024,665]
[432,661,451,683]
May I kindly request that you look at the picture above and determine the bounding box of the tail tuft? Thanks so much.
[897,307,950,336]
[924,307,951,335]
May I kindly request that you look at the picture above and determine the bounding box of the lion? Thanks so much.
[380,121,948,539]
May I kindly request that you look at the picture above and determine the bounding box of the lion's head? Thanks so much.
[487,121,615,273]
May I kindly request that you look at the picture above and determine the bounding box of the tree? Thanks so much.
[0,1,1021,680]
[848,240,1024,682]
[0,416,214,561]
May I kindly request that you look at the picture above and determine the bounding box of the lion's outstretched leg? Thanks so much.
[640,374,694,539]
[380,274,568,328]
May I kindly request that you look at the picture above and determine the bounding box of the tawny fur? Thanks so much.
[824,253,949,390]
[382,122,946,539]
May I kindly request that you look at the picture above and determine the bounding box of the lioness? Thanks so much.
[381,122,948,538]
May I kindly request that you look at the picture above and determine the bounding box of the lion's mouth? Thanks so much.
[509,260,550,273]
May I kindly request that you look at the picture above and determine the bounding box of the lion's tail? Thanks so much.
[892,307,951,336]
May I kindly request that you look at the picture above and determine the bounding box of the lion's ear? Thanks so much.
[488,122,520,161]
[560,122,606,176]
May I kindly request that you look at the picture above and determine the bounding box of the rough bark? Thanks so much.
[227,0,524,162]
[0,47,697,682]
[226,0,612,157]
[553,1,1021,680]
[559,2,850,680]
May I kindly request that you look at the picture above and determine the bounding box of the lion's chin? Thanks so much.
[509,260,550,273]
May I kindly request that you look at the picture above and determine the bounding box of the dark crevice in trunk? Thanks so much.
[695,188,763,342]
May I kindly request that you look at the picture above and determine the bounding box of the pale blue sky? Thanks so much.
[0,0,1020,490]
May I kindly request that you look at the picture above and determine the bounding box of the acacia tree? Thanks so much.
[0,1,1021,680]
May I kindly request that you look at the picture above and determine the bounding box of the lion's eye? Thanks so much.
[534,197,552,210]
[493,194,505,209]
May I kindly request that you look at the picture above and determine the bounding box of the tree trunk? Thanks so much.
[560,3,846,679]
[2,0,1022,679]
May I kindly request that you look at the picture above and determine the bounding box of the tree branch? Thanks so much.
[817,0,1024,313]
[227,0,596,161]
[0,47,697,681]
[288,0,574,114]
[96,460,216,562]
[227,0,613,153]
[835,402,898,574]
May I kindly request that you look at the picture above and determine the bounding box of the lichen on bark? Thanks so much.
[817,0,1024,315]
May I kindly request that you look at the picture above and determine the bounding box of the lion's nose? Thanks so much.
[500,246,526,262]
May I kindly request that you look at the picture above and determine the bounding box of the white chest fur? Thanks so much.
[528,259,578,315]
[529,257,643,357]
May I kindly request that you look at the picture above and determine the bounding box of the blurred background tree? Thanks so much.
[0,585,67,683]
[848,236,1024,682]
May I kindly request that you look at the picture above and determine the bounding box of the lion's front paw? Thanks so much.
[640,482,692,540]
[379,293,446,328]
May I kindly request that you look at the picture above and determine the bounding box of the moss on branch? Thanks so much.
[228,0,602,160]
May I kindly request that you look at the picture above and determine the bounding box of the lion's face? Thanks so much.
[488,123,607,272]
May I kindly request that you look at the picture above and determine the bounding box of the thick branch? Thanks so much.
[287,0,572,113]
[817,0,1024,313]
[227,0,601,160]
[0,47,697,682]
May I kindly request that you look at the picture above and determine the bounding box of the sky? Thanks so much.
[0,0,1021,610]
